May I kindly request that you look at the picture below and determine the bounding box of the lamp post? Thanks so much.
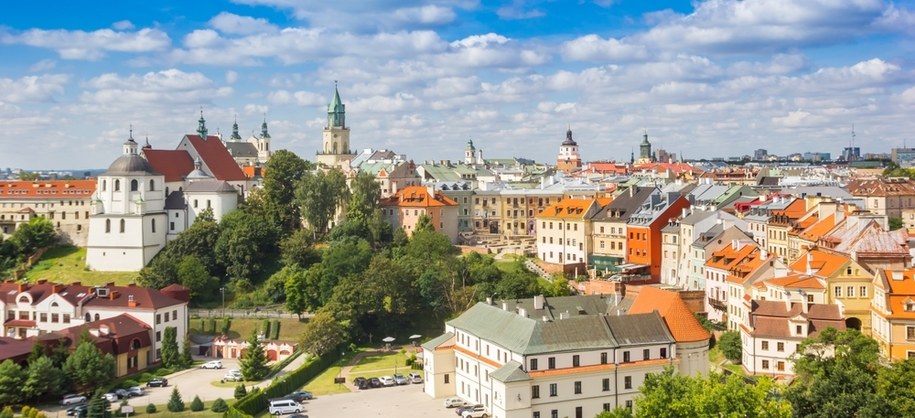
[220,287,226,318]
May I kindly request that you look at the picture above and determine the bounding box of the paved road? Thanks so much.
[304,382,456,418]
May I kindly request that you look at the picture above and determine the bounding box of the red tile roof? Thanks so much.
[628,287,710,343]
[0,180,96,199]
[143,149,195,182]
[380,186,458,208]
[183,135,248,181]
[0,281,185,310]
[788,249,848,278]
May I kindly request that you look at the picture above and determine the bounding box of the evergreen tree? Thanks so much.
[166,387,184,412]
[63,341,115,394]
[0,359,25,406]
[23,355,64,400]
[180,337,193,368]
[234,384,247,399]
[145,404,156,414]
[239,331,269,381]
[211,398,229,412]
[86,389,111,418]
[160,326,179,368]
[190,395,204,411]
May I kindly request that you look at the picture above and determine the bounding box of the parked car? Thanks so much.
[114,389,130,399]
[408,372,423,384]
[128,386,144,397]
[61,394,87,405]
[379,376,395,387]
[268,398,303,415]
[444,397,468,408]
[369,377,383,388]
[66,404,87,417]
[456,404,484,416]
[286,391,313,402]
[102,393,118,402]
[201,360,223,369]
[223,369,243,382]
[393,373,409,385]
[353,377,367,387]
[288,414,309,418]
[146,377,168,387]
[461,405,489,418]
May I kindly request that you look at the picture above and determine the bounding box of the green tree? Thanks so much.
[63,341,115,393]
[160,327,180,368]
[10,217,57,255]
[596,408,634,418]
[215,209,278,281]
[27,342,45,364]
[138,217,221,289]
[296,168,348,237]
[23,355,64,400]
[0,406,12,418]
[86,389,111,418]
[282,266,309,319]
[298,310,346,357]
[0,235,18,276]
[495,269,541,299]
[279,228,320,268]
[239,331,269,381]
[786,328,887,417]
[0,359,25,405]
[889,217,904,231]
[414,214,434,234]
[718,330,742,363]
[176,255,218,302]
[166,387,184,412]
[234,384,247,399]
[346,171,382,225]
[878,358,915,416]
[17,171,39,181]
[211,398,229,412]
[189,395,204,411]
[180,337,193,368]
[262,150,312,234]
[145,404,156,413]
[635,367,790,417]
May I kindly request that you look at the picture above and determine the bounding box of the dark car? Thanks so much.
[369,377,383,388]
[66,405,88,417]
[456,404,484,416]
[288,414,309,418]
[146,377,168,387]
[353,377,367,387]
[287,391,313,402]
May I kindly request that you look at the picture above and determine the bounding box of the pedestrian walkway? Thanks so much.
[338,350,379,392]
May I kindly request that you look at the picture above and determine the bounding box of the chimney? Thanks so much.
[534,295,545,310]
[629,187,635,197]
[760,248,768,260]
[518,307,528,318]
[806,253,814,275]
[681,208,688,218]
[801,296,809,314]
[486,296,493,305]
[37,279,47,285]
[52,283,64,294]
[127,294,137,308]
[16,283,28,293]
[109,290,119,300]
[72,282,81,287]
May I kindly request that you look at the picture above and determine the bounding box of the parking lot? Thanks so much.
[302,381,457,417]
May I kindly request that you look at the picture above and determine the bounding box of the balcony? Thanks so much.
[708,296,727,311]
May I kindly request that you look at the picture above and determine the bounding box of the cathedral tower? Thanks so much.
[556,127,582,173]
[316,83,355,169]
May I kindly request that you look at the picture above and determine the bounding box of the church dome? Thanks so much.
[562,128,577,146]
[104,154,156,176]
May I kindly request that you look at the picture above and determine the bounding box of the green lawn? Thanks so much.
[24,246,138,285]
[348,350,413,377]
[301,350,360,396]
[188,317,308,341]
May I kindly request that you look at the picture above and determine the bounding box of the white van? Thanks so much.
[268,398,302,415]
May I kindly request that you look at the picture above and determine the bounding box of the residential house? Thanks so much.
[536,198,609,273]
[725,248,786,331]
[846,177,915,218]
[704,239,759,323]
[871,269,915,360]
[788,249,873,332]
[625,190,690,281]
[0,180,96,246]
[589,187,656,274]
[766,197,807,263]
[380,186,459,243]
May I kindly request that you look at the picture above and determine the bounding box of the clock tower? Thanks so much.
[316,82,355,169]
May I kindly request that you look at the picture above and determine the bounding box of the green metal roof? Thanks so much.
[421,332,454,351]
[490,360,530,383]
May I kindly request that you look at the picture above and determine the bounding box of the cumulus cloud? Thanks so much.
[112,20,135,30]
[497,0,545,20]
[561,35,648,61]
[0,74,68,103]
[209,12,279,35]
[231,0,474,31]
[771,109,828,127]
[29,59,57,72]
[1,27,170,60]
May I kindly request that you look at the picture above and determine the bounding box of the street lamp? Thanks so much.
[220,287,226,318]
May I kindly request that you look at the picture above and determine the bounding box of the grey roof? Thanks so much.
[104,154,157,176]
[507,294,618,320]
[225,142,258,158]
[184,179,237,193]
[421,332,454,351]
[661,223,680,234]
[592,186,656,222]
[164,191,185,210]
[490,361,530,383]
[681,209,716,225]
[605,313,674,346]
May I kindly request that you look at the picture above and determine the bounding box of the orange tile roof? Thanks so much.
[706,242,758,271]
[764,274,825,290]
[628,287,710,343]
[0,180,96,199]
[539,198,596,220]
[798,215,838,242]
[880,269,915,319]
[788,249,849,278]
[379,185,457,208]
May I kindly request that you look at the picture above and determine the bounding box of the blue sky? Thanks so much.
[1,0,914,169]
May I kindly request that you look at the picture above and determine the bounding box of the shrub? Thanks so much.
[140,372,155,382]
[155,367,174,376]
[28,409,39,418]
[222,318,232,335]
[146,403,157,414]
[234,384,248,399]
[35,413,47,418]
[271,320,280,340]
[122,379,139,388]
[211,398,229,413]
[190,395,204,411]
[0,406,13,418]
[166,387,184,412]
[719,331,742,363]
[20,406,31,417]
[262,320,271,337]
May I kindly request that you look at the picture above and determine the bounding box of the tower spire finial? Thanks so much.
[129,124,133,139]
[197,106,208,139]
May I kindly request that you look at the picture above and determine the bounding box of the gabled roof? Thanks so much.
[763,274,825,290]
[846,178,915,197]
[182,135,248,181]
[143,149,195,182]
[876,269,915,319]
[225,142,258,158]
[184,179,238,193]
[0,180,96,199]
[628,287,710,343]
[380,186,457,208]
[490,360,530,382]
[788,249,849,278]
[592,186,656,222]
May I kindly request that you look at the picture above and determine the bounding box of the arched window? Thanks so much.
[51,302,58,308]
[85,313,91,322]
[94,313,100,321]
[120,219,125,233]
[102,180,107,191]
[149,180,155,191]
[130,180,138,191]
[151,219,156,233]
[105,219,111,233]
[114,179,120,191]
[18,295,28,303]
[131,338,141,350]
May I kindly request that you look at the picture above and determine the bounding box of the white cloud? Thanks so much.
[1,27,170,60]
[0,74,68,103]
[496,0,545,20]
[209,12,279,35]
[29,59,57,72]
[561,35,648,61]
[391,5,457,25]
[230,0,476,31]
[112,20,135,31]
[771,109,828,127]
[225,70,239,84]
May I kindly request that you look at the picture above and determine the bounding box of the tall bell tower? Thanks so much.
[316,82,355,169]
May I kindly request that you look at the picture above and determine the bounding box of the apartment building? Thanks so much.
[846,177,915,218]
[536,198,609,272]
[871,269,915,361]
[625,190,690,281]
[590,187,655,274]
[380,185,459,243]
[0,180,96,246]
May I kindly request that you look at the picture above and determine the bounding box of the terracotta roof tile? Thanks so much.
[628,287,710,343]
[184,135,248,181]
[788,249,848,278]
[764,274,825,289]
[143,149,194,182]
[0,180,96,199]
[539,198,598,220]
[380,186,458,208]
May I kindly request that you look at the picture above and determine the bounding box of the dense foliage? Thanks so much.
[0,217,57,276]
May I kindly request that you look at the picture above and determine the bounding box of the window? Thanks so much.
[51,313,59,323]
[531,385,540,399]
[156,331,161,342]
[534,413,541,418]
[603,403,611,412]
[119,219,125,233]
[847,286,854,297]
[572,355,580,367]
[194,200,198,208]
[151,219,156,233]
[860,286,867,298]
[835,286,842,297]
[114,179,120,191]
[643,349,650,360]
[602,378,610,391]
[105,219,111,233]
[172,310,177,320]
[156,314,161,324]
[624,376,632,389]
[777,342,785,352]
[102,180,107,191]
[777,361,785,372]
[40,313,47,322]
[549,383,557,397]
[548,357,555,369]
[130,179,138,191]
[625,400,633,411]
[170,222,175,231]
[530,358,538,370]
[551,410,558,418]
[63,314,70,323]
[575,406,582,418]
[149,180,155,191]
[574,381,581,394]
[796,325,802,335]
[444,374,449,384]
[807,294,814,303]
[761,341,769,350]
[907,326,915,340]
[660,348,667,359]
[623,351,630,363]
[762,360,770,369]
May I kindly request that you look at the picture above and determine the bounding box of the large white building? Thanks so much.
[422,293,709,418]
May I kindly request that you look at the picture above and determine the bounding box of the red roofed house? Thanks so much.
[871,269,915,361]
[628,287,711,376]
[381,186,459,243]
[0,179,97,246]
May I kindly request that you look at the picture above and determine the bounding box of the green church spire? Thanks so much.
[197,107,208,139]
[261,114,271,139]
[230,114,241,141]
[327,81,345,129]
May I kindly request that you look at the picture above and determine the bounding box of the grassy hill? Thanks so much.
[23,245,139,285]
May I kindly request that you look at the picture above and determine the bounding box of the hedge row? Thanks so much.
[226,348,341,417]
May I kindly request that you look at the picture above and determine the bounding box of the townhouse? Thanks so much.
[380,185,459,243]
[871,269,915,360]
[704,239,758,323]
[625,190,690,281]
[846,177,915,218]
[0,180,96,246]
[725,248,786,331]
[766,197,806,263]
[589,187,656,274]
[788,249,873,332]
[536,198,609,272]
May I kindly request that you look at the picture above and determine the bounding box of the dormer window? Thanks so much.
[18,295,28,303]
[906,301,915,312]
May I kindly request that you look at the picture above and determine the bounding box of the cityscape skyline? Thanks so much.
[1,0,915,169]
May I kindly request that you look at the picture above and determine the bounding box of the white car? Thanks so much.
[444,397,468,408]
[462,405,489,418]
[61,394,87,405]
[379,376,395,387]
[201,360,223,369]
[102,393,118,403]
[128,386,144,397]
[223,369,243,382]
